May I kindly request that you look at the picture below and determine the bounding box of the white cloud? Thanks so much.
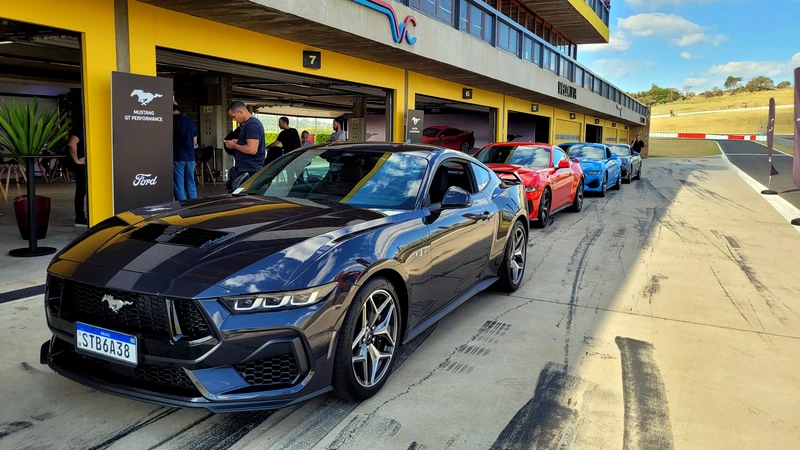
[625,0,718,10]
[617,13,727,47]
[705,53,800,83]
[580,30,630,53]
[684,78,710,89]
[681,52,692,60]
[591,59,655,78]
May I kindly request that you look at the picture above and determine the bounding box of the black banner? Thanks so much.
[111,72,174,214]
[406,109,424,143]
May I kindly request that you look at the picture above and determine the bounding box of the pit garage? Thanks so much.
[156,49,396,182]
[415,94,496,153]
[507,111,550,144]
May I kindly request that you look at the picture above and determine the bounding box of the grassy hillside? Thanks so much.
[651,88,794,115]
[651,87,795,134]
[648,139,721,158]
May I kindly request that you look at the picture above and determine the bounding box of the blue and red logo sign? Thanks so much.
[353,0,417,45]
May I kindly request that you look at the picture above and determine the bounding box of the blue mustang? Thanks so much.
[558,143,621,197]
[607,143,642,183]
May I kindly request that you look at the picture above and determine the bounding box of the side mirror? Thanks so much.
[441,186,472,209]
[558,159,571,169]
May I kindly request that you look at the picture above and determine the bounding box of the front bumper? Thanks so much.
[42,273,352,412]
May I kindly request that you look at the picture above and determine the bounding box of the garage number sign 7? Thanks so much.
[303,51,322,69]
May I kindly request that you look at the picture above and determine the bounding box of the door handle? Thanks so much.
[480,211,493,221]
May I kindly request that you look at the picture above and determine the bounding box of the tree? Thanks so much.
[777,81,791,89]
[724,76,743,90]
[683,85,693,97]
[745,76,775,92]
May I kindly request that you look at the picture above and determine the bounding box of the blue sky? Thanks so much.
[578,0,800,94]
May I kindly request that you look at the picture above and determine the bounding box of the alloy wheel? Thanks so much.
[576,183,584,209]
[510,226,526,285]
[351,289,398,388]
[541,191,550,223]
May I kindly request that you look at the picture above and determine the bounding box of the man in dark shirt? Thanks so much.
[172,102,198,201]
[631,135,645,154]
[67,119,88,227]
[224,101,266,178]
[266,116,301,165]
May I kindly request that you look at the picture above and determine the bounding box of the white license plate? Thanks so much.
[75,322,138,365]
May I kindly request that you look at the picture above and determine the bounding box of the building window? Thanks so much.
[460,1,493,43]
[594,78,602,95]
[548,50,558,73]
[575,67,584,87]
[498,21,519,54]
[522,36,533,62]
[411,0,454,26]
[533,42,541,66]
[560,59,570,81]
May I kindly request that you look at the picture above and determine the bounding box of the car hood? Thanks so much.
[577,159,606,169]
[52,195,403,295]
[486,163,550,184]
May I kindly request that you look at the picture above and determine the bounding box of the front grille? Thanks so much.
[235,354,300,387]
[59,346,197,392]
[63,280,210,340]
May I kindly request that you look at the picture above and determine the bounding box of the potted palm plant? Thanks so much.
[0,98,68,256]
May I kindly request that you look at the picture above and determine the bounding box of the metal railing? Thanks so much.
[399,0,646,117]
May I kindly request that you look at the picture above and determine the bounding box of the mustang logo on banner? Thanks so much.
[353,0,417,44]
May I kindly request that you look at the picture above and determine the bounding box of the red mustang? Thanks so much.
[473,142,585,227]
[422,126,476,152]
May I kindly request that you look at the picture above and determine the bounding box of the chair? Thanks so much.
[195,146,216,187]
[0,156,27,201]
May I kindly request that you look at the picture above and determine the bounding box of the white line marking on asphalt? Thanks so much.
[753,140,793,157]
[725,153,792,157]
[716,142,800,234]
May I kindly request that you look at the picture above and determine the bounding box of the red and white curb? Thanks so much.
[651,132,766,141]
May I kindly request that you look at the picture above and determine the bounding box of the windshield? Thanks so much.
[422,127,440,137]
[568,145,606,160]
[608,145,632,157]
[475,146,551,167]
[240,149,428,210]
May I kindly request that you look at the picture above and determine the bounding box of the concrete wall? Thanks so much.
[252,0,645,127]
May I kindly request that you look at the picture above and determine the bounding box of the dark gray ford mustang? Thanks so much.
[41,143,529,412]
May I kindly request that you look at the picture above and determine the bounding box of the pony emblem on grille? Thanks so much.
[103,294,133,313]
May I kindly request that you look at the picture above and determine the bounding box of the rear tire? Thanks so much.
[495,220,527,293]
[332,277,400,402]
[460,141,471,152]
[569,180,584,212]
[532,188,550,228]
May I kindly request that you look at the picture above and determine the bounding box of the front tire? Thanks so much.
[460,141,471,152]
[496,220,527,293]
[623,169,632,184]
[332,277,400,402]
[532,188,551,228]
[569,180,584,212]
[633,164,642,180]
[612,171,621,190]
[599,174,608,197]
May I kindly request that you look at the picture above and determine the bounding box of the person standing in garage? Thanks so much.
[67,118,87,227]
[329,118,346,142]
[266,116,301,164]
[224,101,266,180]
[172,101,198,201]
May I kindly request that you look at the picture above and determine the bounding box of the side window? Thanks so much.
[552,149,567,167]
[441,128,459,137]
[472,164,491,192]
[427,160,475,205]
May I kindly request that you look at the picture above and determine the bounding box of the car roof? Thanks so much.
[482,142,553,148]
[301,141,466,159]
[563,142,608,149]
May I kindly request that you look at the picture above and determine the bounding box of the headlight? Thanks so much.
[221,282,338,313]
[585,170,602,175]
[525,185,540,193]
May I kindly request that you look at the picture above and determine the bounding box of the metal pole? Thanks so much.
[26,158,38,252]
